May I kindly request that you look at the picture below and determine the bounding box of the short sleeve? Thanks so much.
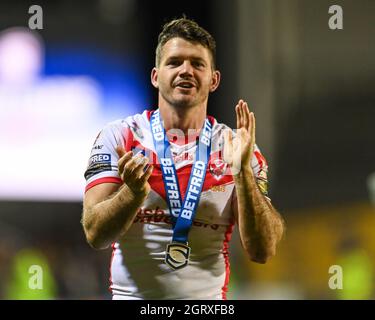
[84,122,124,192]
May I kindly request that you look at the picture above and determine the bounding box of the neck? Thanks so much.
[159,104,207,135]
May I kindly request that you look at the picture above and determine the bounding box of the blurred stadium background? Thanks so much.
[0,0,374,299]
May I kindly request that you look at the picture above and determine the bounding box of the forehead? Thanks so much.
[160,37,212,62]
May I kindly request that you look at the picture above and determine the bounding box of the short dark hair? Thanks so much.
[155,17,217,69]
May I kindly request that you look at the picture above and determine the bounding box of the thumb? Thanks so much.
[223,129,233,163]
[115,145,126,158]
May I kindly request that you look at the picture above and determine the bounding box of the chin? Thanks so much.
[173,98,196,109]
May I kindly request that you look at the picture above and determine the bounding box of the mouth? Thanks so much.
[174,81,196,89]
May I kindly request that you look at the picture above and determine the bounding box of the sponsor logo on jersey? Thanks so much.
[89,154,111,166]
[210,185,226,192]
[134,207,220,231]
[84,154,113,180]
[257,180,268,196]
[256,169,269,196]
[173,151,194,164]
[92,144,104,150]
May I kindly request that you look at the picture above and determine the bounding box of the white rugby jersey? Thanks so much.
[84,109,269,300]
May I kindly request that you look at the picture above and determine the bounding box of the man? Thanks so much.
[82,18,284,300]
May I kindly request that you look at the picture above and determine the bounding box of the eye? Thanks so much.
[192,61,205,68]
[167,59,180,67]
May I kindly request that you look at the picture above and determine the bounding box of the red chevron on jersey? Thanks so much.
[84,109,270,300]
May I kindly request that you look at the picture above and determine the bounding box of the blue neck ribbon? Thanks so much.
[150,109,212,244]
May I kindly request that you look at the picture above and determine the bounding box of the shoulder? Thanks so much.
[99,109,152,139]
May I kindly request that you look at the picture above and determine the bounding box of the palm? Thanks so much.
[223,100,255,175]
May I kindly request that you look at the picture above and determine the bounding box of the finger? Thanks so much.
[243,102,253,132]
[116,146,126,158]
[223,128,233,145]
[127,153,150,179]
[236,104,241,129]
[238,100,244,128]
[125,153,144,171]
[250,112,256,141]
[242,102,249,130]
[139,164,154,184]
[133,156,150,176]
[118,151,133,172]
[122,153,142,179]
[223,129,233,163]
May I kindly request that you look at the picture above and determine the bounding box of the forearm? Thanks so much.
[83,184,147,249]
[234,167,284,263]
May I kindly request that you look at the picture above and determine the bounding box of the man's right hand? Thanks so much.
[116,146,153,196]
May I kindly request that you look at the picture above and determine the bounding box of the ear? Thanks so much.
[209,70,221,92]
[151,67,159,89]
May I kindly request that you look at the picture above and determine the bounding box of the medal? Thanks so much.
[165,242,191,270]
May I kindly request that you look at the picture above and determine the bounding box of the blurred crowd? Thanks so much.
[0,222,112,299]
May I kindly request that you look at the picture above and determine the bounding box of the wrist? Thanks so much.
[121,183,149,202]
[233,165,254,181]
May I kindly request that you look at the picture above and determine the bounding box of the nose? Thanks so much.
[178,60,194,77]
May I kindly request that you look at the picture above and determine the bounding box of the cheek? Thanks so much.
[201,76,214,91]
[159,72,174,87]
[201,71,213,83]
[157,76,168,90]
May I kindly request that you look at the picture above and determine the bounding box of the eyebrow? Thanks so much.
[165,56,207,64]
